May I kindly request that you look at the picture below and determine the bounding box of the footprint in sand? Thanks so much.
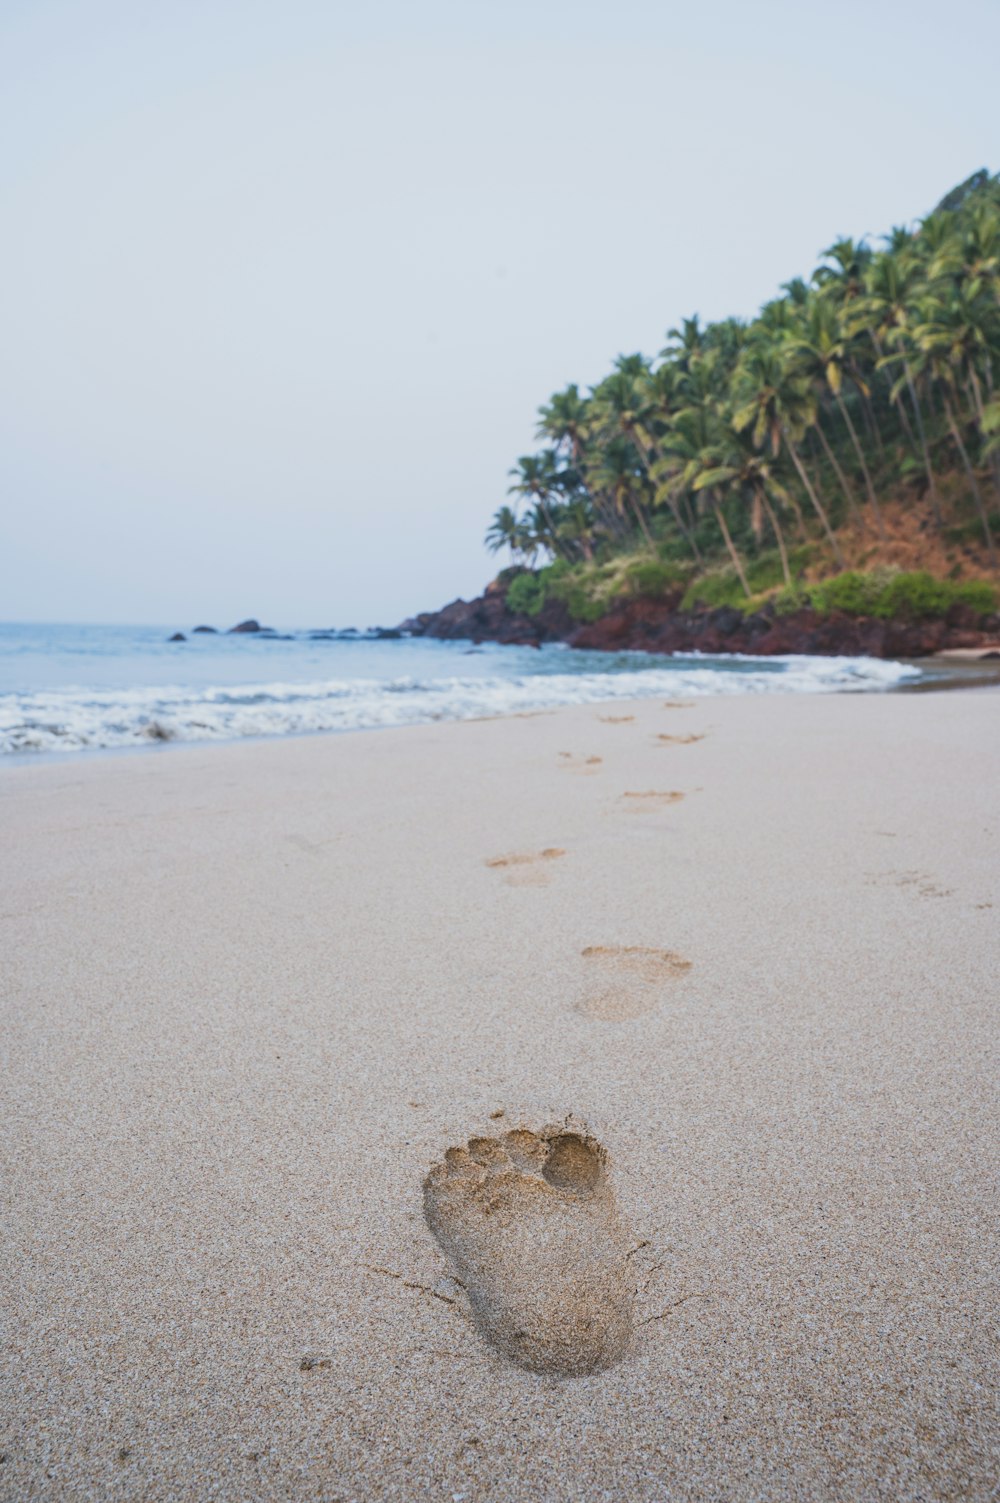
[865,868,955,899]
[654,733,705,746]
[662,700,695,709]
[423,1123,634,1376]
[596,714,635,724]
[485,848,566,886]
[617,790,685,812]
[578,945,691,1020]
[558,752,603,774]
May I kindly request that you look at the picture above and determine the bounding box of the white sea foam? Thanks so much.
[0,655,921,754]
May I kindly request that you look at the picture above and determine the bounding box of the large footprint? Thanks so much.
[423,1123,634,1377]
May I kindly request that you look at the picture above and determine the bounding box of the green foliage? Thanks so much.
[680,569,753,611]
[505,571,548,617]
[621,559,686,597]
[682,547,814,609]
[776,570,996,620]
[546,562,623,623]
[486,170,1000,608]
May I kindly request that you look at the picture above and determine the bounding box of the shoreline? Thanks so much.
[3,689,998,1500]
[2,648,997,766]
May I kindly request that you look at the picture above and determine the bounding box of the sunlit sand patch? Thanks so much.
[423,1121,634,1376]
[577,945,692,1020]
[485,848,566,886]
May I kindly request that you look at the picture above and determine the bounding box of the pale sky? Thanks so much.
[2,0,997,627]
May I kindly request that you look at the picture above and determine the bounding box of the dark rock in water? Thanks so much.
[309,631,337,640]
[192,625,217,634]
[229,619,261,634]
[373,627,403,639]
[168,632,186,642]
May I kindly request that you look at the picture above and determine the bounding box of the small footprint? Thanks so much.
[423,1122,635,1376]
[662,701,695,709]
[865,869,955,900]
[597,714,635,724]
[286,832,339,856]
[558,752,603,775]
[654,733,705,746]
[485,848,566,886]
[617,790,685,812]
[578,945,692,1020]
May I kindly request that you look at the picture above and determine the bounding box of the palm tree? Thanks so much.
[536,385,592,463]
[656,401,752,595]
[909,322,998,567]
[661,315,705,371]
[486,505,533,564]
[694,427,796,588]
[587,437,656,549]
[588,371,668,551]
[732,345,844,563]
[506,452,566,556]
[855,246,944,521]
[786,296,886,536]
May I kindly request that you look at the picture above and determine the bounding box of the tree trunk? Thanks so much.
[629,494,657,551]
[759,489,792,587]
[967,364,1000,495]
[943,394,997,569]
[835,391,887,539]
[855,373,886,459]
[815,417,863,528]
[904,362,942,526]
[712,494,751,596]
[537,499,569,562]
[787,435,844,564]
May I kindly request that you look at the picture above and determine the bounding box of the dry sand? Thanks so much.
[2,689,998,1501]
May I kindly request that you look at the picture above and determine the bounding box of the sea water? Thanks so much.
[0,622,927,756]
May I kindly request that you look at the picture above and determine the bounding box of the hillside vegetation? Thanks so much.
[486,171,1000,625]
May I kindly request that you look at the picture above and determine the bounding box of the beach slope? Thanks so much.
[2,691,998,1501]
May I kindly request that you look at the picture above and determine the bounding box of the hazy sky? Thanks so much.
[2,0,998,627]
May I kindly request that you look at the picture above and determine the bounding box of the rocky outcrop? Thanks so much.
[404,579,575,647]
[167,632,186,642]
[228,619,262,634]
[407,586,1000,660]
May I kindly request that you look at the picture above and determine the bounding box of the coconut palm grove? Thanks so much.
[482,170,1000,629]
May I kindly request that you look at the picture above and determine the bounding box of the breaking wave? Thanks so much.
[0,654,921,754]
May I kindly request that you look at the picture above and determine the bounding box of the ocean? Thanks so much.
[0,621,930,756]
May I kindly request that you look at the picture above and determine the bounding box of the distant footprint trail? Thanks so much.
[423,1123,634,1376]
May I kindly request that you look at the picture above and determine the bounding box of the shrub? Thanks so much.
[505,571,547,617]
[622,559,685,597]
[681,568,750,611]
[546,564,617,622]
[778,569,996,621]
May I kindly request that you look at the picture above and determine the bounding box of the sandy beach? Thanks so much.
[2,689,998,1501]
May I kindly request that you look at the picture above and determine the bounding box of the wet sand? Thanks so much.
[2,690,998,1500]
